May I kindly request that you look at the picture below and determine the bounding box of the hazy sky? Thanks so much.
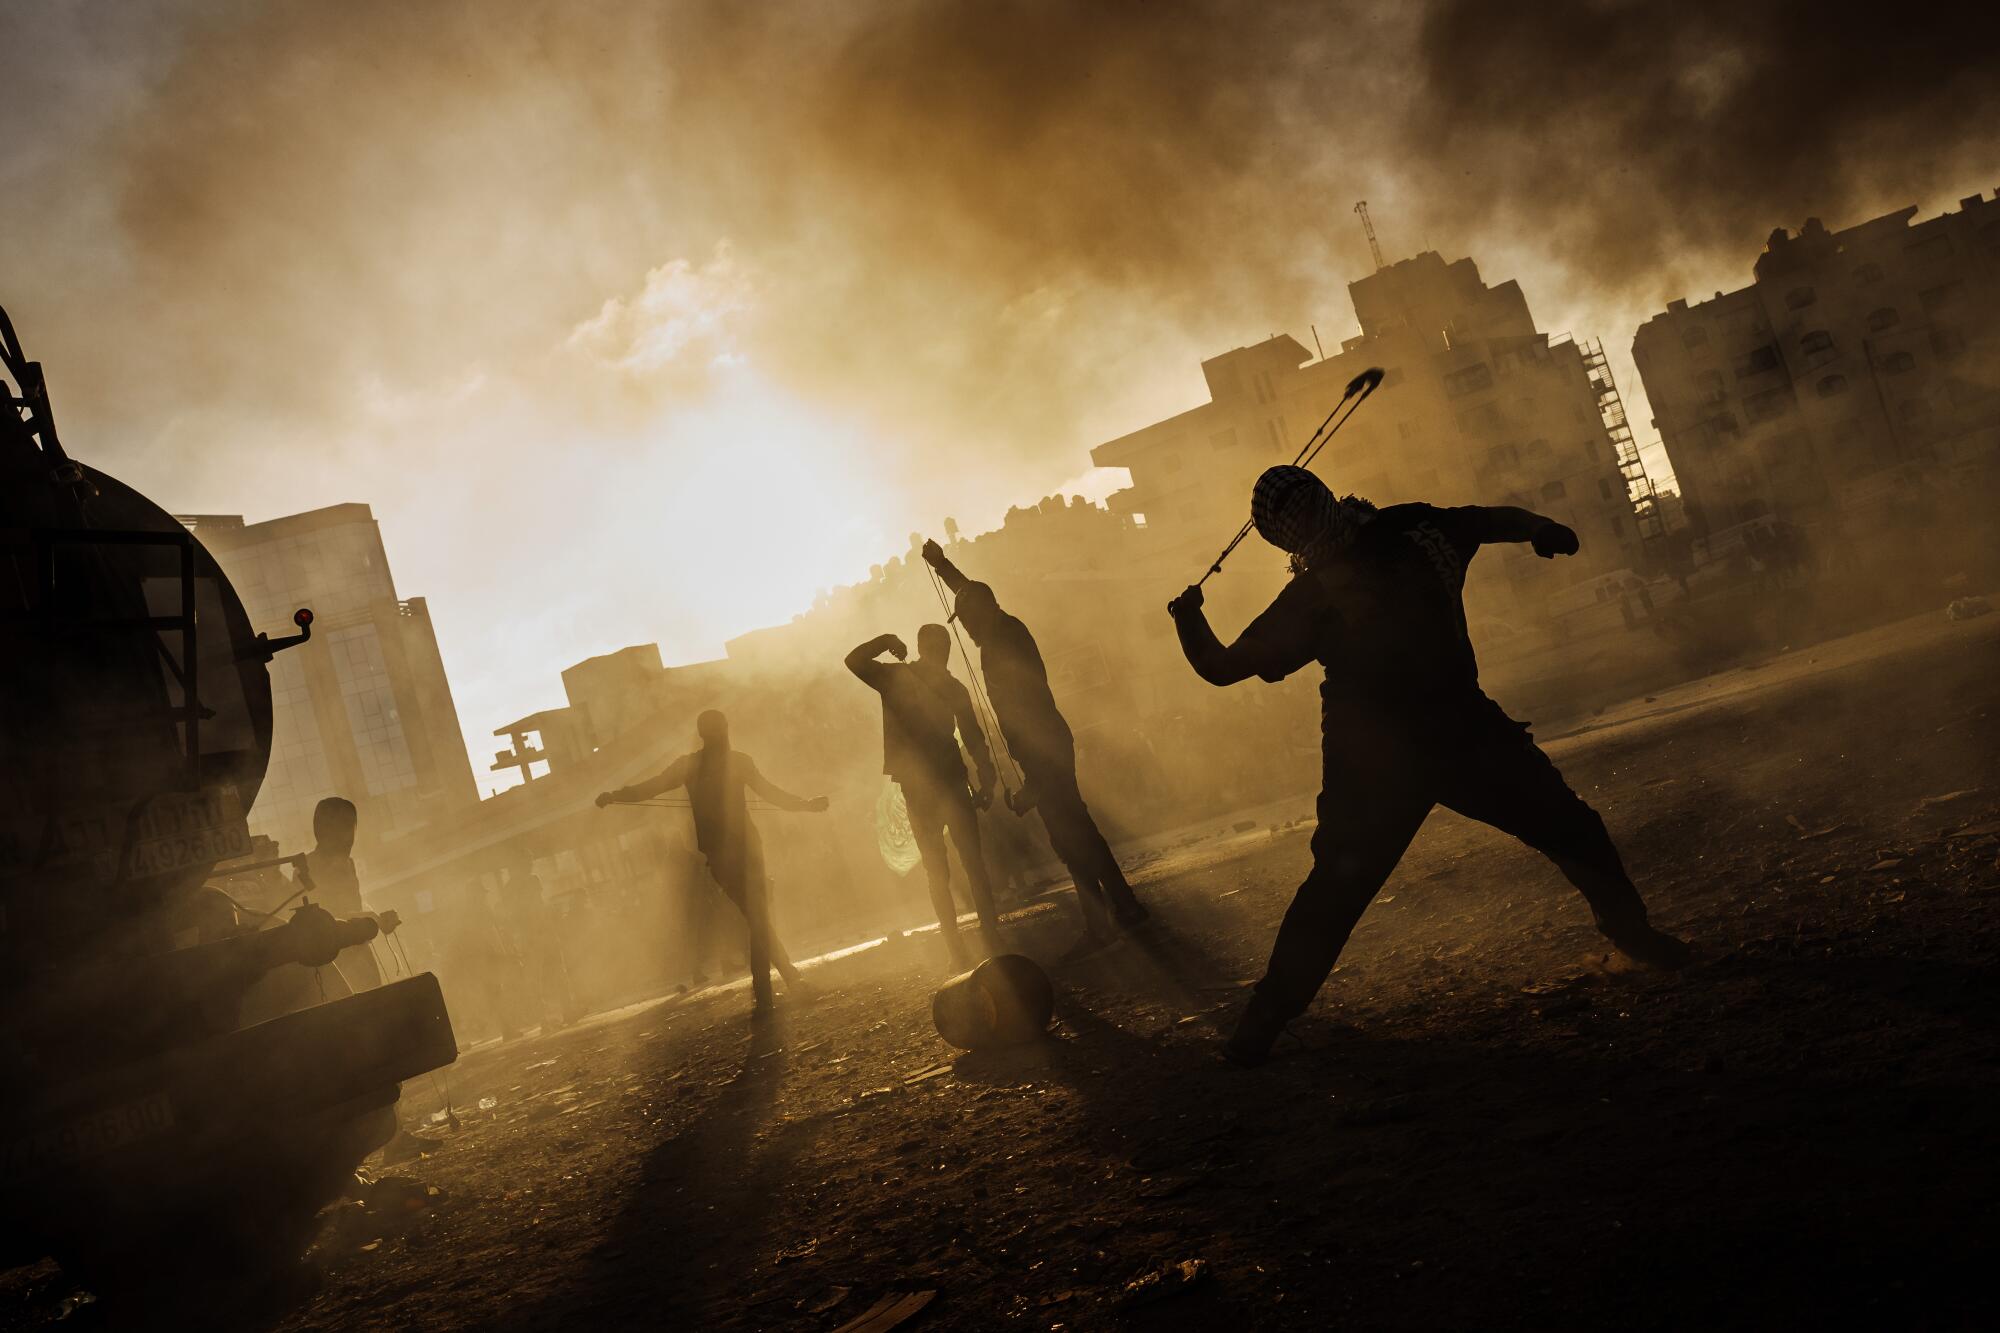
[5,0,1992,790]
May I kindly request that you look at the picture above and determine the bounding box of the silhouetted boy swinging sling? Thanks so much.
[1170,466,1691,1066]
[597,709,829,1018]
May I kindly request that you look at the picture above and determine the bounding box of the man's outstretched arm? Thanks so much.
[920,538,969,593]
[844,632,906,686]
[1166,585,1298,686]
[744,758,830,813]
[597,755,691,807]
[1466,505,1578,557]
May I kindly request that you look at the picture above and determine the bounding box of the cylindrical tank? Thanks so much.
[931,953,1056,1050]
[0,454,274,962]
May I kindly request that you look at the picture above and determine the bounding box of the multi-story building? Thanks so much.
[1091,250,1655,635]
[1632,193,2000,544]
[181,504,479,861]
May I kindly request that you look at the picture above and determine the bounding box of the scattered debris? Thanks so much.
[773,1238,819,1265]
[1117,1258,1209,1310]
[828,1289,936,1332]
[799,1285,852,1315]
[1915,789,1980,812]
[1233,819,1258,833]
[377,1129,438,1166]
[903,1063,953,1085]
[477,1096,499,1112]
[1948,821,2000,842]
[1944,596,1991,621]
[1784,814,1845,841]
[1336,1095,1419,1127]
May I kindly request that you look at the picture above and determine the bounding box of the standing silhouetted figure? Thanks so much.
[1169,466,1691,1066]
[304,796,382,994]
[920,539,1147,952]
[598,709,829,1018]
[847,625,1005,968]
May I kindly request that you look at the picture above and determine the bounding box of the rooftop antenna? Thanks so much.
[1353,200,1385,271]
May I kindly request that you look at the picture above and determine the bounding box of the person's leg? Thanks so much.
[1230,769,1432,1064]
[903,778,968,966]
[1035,767,1144,923]
[1035,801,1119,944]
[1437,718,1690,968]
[711,851,775,1010]
[941,788,1004,953]
[682,872,711,986]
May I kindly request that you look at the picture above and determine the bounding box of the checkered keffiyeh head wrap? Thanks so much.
[1250,466,1372,559]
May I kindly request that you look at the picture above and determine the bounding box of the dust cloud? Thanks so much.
[2,0,1993,748]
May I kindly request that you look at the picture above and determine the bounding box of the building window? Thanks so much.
[1867,306,1899,332]
[1396,419,1416,439]
[1209,428,1236,451]
[1931,326,1967,361]
[1899,399,1934,428]
[1785,286,1817,310]
[1907,232,1953,261]
[1817,374,1848,397]
[1681,325,1710,351]
[1734,344,1781,379]
[1854,261,1884,284]
[1444,363,1494,397]
[1758,431,1804,466]
[1697,369,1726,400]
[1919,281,1963,313]
[1744,386,1792,423]
[1882,350,1917,374]
[1162,452,1185,473]
[1540,480,1567,500]
[1486,441,1521,470]
[1708,411,1741,439]
[1800,330,1835,357]
[1609,513,1624,537]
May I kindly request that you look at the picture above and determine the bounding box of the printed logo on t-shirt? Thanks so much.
[1403,522,1463,592]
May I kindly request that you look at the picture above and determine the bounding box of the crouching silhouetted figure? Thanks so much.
[1169,466,1690,1066]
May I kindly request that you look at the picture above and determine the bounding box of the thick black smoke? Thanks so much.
[3,0,1991,475]
[1410,0,2000,297]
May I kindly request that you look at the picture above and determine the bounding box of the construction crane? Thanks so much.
[1353,200,1385,271]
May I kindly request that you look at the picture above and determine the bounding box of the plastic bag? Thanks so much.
[875,777,921,876]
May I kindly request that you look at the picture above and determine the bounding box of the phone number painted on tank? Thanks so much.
[126,822,253,877]
[2,1095,176,1184]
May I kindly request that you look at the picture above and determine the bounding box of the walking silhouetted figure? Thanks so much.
[847,625,1005,968]
[1169,466,1690,1065]
[598,709,829,1019]
[921,539,1147,954]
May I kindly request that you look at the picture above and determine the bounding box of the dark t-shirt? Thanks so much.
[851,659,990,790]
[1237,503,1493,729]
[976,606,1075,777]
[615,748,807,861]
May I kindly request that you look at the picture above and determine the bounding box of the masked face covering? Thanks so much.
[1250,465,1374,565]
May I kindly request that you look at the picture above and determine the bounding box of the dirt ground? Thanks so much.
[13,604,2000,1330]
